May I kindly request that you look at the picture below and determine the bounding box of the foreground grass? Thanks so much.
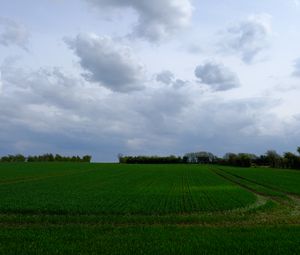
[0,226,299,255]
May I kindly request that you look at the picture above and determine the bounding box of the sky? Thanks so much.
[0,0,300,161]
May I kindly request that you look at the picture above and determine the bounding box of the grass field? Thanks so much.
[0,163,299,254]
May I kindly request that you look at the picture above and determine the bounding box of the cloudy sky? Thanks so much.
[1,0,300,161]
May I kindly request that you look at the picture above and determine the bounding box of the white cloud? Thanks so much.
[195,62,240,91]
[0,17,30,50]
[220,14,272,63]
[65,33,145,92]
[85,0,193,42]
[292,58,300,77]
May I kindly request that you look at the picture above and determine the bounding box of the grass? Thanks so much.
[211,167,287,199]
[0,163,256,214]
[0,163,299,254]
[1,226,299,255]
[218,166,300,195]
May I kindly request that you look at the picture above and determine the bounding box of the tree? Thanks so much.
[14,154,26,162]
[222,153,254,167]
[184,152,217,164]
[253,155,268,166]
[82,155,92,163]
[118,153,125,163]
[0,156,10,162]
[236,153,252,167]
[182,156,188,163]
[297,147,300,155]
[266,150,282,168]
[184,153,198,163]
[283,152,297,168]
[0,154,25,162]
[224,153,238,166]
[55,154,62,162]
[196,152,217,164]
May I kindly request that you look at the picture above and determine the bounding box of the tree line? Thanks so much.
[118,155,182,164]
[0,154,92,163]
[118,147,300,169]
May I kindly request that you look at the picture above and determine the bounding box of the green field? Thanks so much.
[0,163,299,254]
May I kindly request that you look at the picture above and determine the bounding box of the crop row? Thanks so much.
[0,164,256,215]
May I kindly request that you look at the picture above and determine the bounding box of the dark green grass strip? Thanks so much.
[0,200,280,227]
[0,225,299,255]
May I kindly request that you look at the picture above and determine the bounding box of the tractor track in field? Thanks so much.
[211,167,300,216]
[210,168,282,202]
[217,168,300,197]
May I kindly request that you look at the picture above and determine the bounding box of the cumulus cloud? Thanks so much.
[156,70,188,88]
[0,17,30,50]
[220,14,272,63]
[85,0,193,42]
[65,33,145,92]
[156,70,174,85]
[195,62,240,91]
[292,58,300,77]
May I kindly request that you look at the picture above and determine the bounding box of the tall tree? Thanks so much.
[266,150,282,168]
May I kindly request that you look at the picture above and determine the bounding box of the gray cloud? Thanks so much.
[156,70,188,89]
[65,33,145,92]
[156,70,174,85]
[173,79,188,89]
[292,58,300,77]
[195,62,240,91]
[85,0,193,42]
[1,61,299,161]
[0,63,135,160]
[0,62,191,159]
[220,14,272,63]
[0,17,30,50]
